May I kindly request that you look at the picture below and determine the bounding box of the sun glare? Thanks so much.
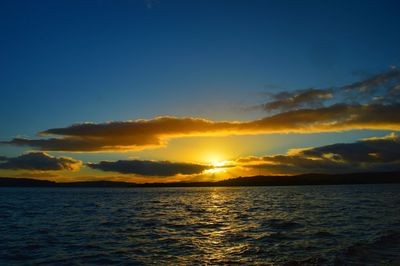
[204,160,229,174]
[212,161,226,167]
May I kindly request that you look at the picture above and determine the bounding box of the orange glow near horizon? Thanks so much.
[203,160,230,174]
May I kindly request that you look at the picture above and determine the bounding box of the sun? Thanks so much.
[200,153,230,174]
[204,160,229,174]
[212,160,226,167]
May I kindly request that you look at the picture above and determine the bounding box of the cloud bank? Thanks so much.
[261,68,400,112]
[2,104,400,152]
[86,133,400,177]
[87,160,211,176]
[1,69,400,152]
[0,152,82,171]
[237,133,400,174]
[262,88,333,112]
[2,134,399,178]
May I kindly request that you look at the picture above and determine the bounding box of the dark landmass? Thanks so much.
[0,171,400,187]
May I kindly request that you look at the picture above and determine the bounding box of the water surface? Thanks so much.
[0,184,399,265]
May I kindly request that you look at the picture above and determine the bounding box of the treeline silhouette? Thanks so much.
[0,172,399,187]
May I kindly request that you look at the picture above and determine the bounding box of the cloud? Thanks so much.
[2,103,400,152]
[11,172,62,179]
[262,88,333,112]
[2,69,400,152]
[261,68,400,111]
[237,133,400,174]
[299,133,400,163]
[342,68,400,94]
[0,152,82,171]
[1,117,243,151]
[87,160,211,176]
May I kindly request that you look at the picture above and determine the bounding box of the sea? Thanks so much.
[0,184,399,265]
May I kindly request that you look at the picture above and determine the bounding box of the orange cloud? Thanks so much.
[2,104,400,152]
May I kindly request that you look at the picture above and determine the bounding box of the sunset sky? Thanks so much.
[1,0,400,182]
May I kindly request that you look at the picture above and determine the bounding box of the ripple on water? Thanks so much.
[0,185,399,265]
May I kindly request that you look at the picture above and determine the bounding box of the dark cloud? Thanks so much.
[262,68,400,111]
[300,133,400,163]
[2,104,400,152]
[238,133,400,174]
[262,88,333,112]
[342,68,400,94]
[0,152,82,171]
[87,160,211,176]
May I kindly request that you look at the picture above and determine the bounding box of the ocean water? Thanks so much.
[0,185,399,265]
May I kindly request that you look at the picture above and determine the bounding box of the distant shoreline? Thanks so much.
[1,171,399,188]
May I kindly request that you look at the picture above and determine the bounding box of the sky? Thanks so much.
[1,0,400,182]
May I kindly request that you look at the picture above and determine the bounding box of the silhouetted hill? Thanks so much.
[59,180,135,187]
[0,171,399,187]
[0,177,56,187]
[215,172,400,186]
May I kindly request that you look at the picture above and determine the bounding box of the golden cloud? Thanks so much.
[2,104,400,152]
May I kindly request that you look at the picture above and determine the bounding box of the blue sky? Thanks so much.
[1,0,400,181]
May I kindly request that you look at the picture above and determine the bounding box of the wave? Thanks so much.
[334,230,400,265]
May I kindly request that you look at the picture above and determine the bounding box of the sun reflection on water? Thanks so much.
[187,188,256,263]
